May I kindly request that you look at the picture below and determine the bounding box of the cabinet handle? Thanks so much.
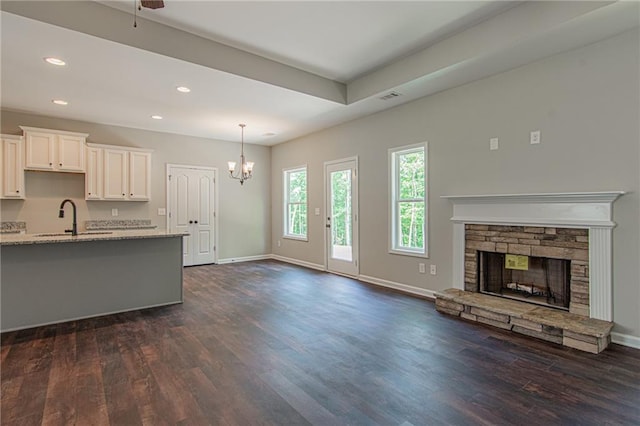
[59,163,62,166]
[88,192,92,195]
[122,193,125,196]
[130,193,133,196]
[189,220,193,224]
[194,220,198,224]
[49,162,52,166]
[16,190,19,193]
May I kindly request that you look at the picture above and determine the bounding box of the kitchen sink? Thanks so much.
[34,231,113,237]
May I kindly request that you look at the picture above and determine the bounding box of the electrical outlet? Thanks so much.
[430,265,437,275]
[419,263,425,274]
[530,130,541,144]
[277,240,281,247]
[315,207,320,216]
[157,208,166,216]
[111,208,118,217]
[490,138,499,151]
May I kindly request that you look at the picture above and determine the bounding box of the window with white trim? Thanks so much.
[389,143,428,257]
[283,166,308,240]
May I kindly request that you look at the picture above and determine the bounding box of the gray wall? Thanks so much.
[271,30,640,338]
[0,111,271,260]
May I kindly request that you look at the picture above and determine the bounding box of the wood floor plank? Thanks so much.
[1,260,639,425]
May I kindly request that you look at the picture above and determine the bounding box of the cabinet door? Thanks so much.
[103,149,127,200]
[2,139,25,199]
[129,151,151,200]
[25,131,55,170]
[57,134,85,172]
[85,146,103,200]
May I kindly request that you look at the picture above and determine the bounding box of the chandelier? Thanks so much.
[228,124,254,185]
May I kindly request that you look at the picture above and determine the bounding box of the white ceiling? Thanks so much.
[1,1,638,145]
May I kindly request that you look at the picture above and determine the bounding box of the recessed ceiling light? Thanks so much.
[44,57,66,66]
[176,86,191,93]
[263,132,276,137]
[52,99,68,106]
[151,115,163,120]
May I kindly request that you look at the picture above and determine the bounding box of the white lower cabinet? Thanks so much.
[1,135,25,199]
[86,143,152,201]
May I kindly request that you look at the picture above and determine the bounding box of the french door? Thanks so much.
[325,158,359,276]
[167,165,217,266]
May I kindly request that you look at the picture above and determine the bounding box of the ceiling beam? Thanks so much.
[1,0,347,105]
[346,1,622,104]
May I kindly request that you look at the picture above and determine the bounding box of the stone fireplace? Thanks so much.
[436,192,624,353]
[466,224,588,315]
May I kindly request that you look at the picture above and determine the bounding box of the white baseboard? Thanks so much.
[270,254,325,271]
[358,274,436,300]
[217,255,272,264]
[611,332,640,349]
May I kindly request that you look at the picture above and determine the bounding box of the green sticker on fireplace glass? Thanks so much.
[505,254,529,270]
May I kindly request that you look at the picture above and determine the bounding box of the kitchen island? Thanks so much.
[1,230,185,332]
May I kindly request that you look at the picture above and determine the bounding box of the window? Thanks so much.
[389,143,427,257]
[284,166,308,240]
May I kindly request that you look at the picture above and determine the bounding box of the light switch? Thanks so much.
[315,207,320,216]
[490,138,499,151]
[111,208,118,217]
[158,208,166,216]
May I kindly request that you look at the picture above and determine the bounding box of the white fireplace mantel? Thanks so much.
[442,191,625,321]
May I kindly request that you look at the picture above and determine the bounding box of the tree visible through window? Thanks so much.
[284,166,307,239]
[390,144,427,256]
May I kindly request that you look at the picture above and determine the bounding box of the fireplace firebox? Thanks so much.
[477,251,570,310]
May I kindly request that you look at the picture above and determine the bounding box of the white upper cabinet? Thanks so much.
[86,143,152,201]
[21,126,86,173]
[103,148,128,200]
[128,151,151,200]
[57,134,85,172]
[23,130,54,170]
[85,145,103,200]
[1,135,25,199]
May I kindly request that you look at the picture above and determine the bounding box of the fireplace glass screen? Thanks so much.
[477,251,570,310]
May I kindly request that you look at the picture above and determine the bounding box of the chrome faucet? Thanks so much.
[58,199,78,236]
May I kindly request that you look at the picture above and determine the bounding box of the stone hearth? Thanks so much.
[435,289,613,353]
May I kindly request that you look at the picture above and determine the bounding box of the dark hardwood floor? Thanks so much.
[2,260,639,425]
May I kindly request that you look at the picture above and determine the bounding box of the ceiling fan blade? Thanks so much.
[140,0,164,9]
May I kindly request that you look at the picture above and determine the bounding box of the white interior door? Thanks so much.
[168,165,217,266]
[325,158,359,276]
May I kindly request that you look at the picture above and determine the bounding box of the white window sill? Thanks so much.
[283,235,308,242]
[389,248,429,259]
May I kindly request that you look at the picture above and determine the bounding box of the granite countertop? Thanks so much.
[0,229,187,246]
